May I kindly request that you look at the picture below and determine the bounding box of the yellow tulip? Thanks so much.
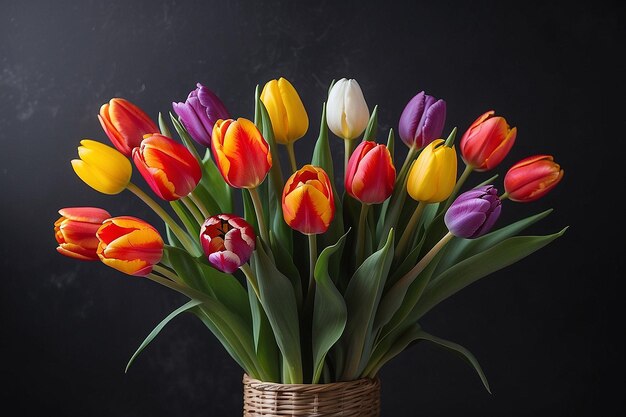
[71,139,132,195]
[407,139,457,203]
[260,77,309,145]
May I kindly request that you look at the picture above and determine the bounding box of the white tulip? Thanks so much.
[326,78,370,140]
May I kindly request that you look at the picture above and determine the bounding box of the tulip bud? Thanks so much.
[345,141,396,204]
[71,140,132,195]
[200,214,256,274]
[132,134,202,201]
[96,216,164,276]
[459,110,517,172]
[98,98,159,156]
[282,165,335,235]
[172,83,230,148]
[445,185,502,239]
[504,155,564,202]
[260,77,309,145]
[398,91,447,149]
[326,78,370,140]
[211,118,272,189]
[407,139,457,203]
[55,207,112,260]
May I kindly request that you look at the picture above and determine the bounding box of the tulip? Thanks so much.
[282,165,335,235]
[172,83,230,148]
[398,91,447,150]
[504,155,564,202]
[199,214,256,274]
[407,139,457,203]
[132,134,202,201]
[71,140,132,195]
[211,118,272,189]
[445,185,502,238]
[326,78,370,141]
[96,216,163,276]
[345,141,396,204]
[98,98,159,156]
[260,77,309,145]
[459,110,517,172]
[55,207,112,260]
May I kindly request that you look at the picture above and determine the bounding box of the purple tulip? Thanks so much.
[398,91,446,149]
[444,185,502,239]
[172,83,230,147]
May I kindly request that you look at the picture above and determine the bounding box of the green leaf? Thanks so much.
[386,128,395,157]
[125,299,202,372]
[414,330,491,394]
[415,228,569,319]
[311,232,349,383]
[340,229,395,380]
[363,323,423,378]
[362,105,378,142]
[444,127,457,147]
[200,152,233,213]
[269,231,302,308]
[312,102,334,180]
[158,112,172,138]
[247,281,280,382]
[251,239,303,383]
[170,200,201,242]
[169,111,202,162]
[436,209,554,274]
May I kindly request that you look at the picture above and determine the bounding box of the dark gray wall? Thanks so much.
[1,0,623,415]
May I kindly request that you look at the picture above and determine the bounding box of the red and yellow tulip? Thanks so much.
[96,216,163,276]
[55,207,112,260]
[407,139,457,203]
[211,118,272,189]
[459,110,517,172]
[98,98,159,156]
[282,165,335,235]
[345,141,396,204]
[260,77,309,145]
[132,134,202,201]
[504,155,564,202]
[71,139,132,195]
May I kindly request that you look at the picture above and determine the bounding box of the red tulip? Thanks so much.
[504,155,564,202]
[54,207,112,260]
[132,134,202,201]
[345,141,396,204]
[98,98,159,156]
[460,110,517,171]
[200,214,256,274]
[96,216,164,276]
[282,165,335,235]
[211,118,272,189]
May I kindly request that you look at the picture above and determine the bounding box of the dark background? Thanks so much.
[1,0,623,416]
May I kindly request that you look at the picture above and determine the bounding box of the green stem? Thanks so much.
[443,163,474,212]
[152,264,184,285]
[395,201,427,261]
[188,192,210,219]
[239,263,261,302]
[248,187,270,244]
[397,146,417,182]
[499,191,509,201]
[344,139,356,179]
[304,233,318,313]
[356,203,370,266]
[126,182,199,256]
[181,196,205,225]
[286,142,298,173]
[146,271,211,303]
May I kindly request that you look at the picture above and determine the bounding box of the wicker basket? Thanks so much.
[242,374,381,416]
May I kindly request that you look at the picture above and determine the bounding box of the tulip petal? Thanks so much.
[278,77,309,142]
[208,251,242,274]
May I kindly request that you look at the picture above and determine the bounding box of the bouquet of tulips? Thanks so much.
[54,77,565,389]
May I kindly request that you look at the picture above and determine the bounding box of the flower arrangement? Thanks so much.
[55,77,566,392]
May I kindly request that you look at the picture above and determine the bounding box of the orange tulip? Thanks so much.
[345,141,396,204]
[98,98,159,156]
[55,207,111,260]
[504,155,564,202]
[96,216,163,276]
[211,118,272,189]
[459,110,517,171]
[282,165,335,235]
[132,134,202,201]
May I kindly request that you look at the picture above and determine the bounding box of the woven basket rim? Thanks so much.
[242,373,380,392]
